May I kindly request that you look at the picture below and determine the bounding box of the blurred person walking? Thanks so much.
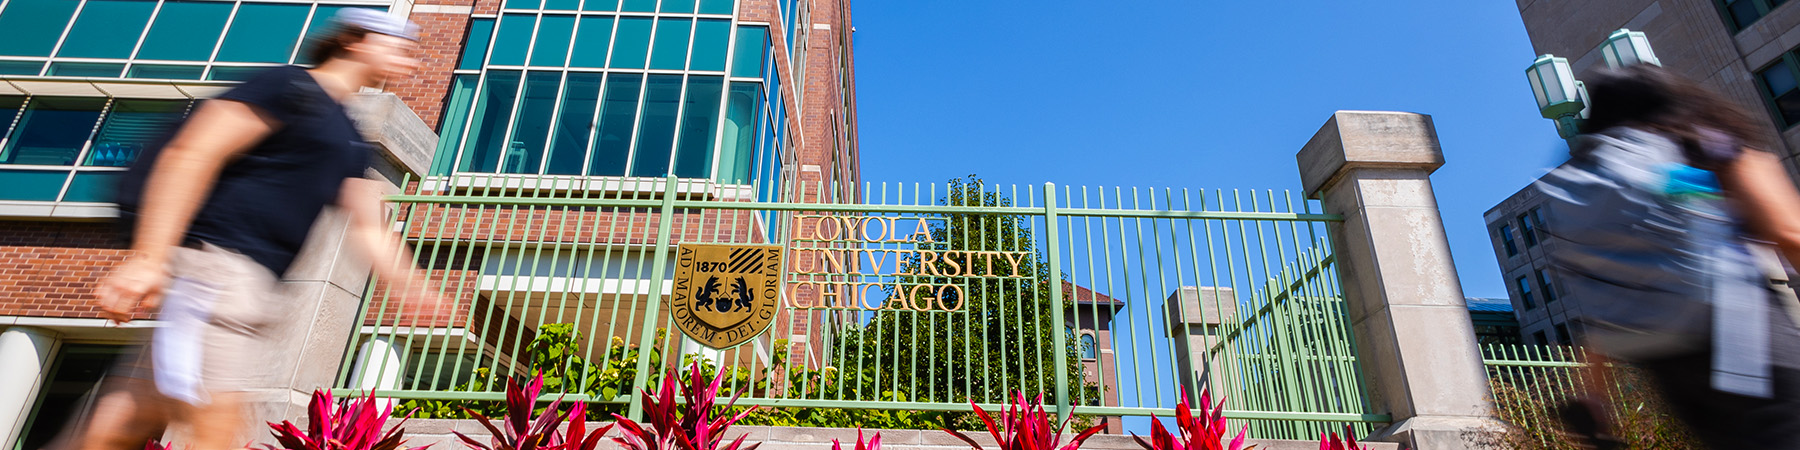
[51,10,440,450]
[1540,65,1800,449]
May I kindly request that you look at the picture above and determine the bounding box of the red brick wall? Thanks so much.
[0,221,138,320]
[389,11,473,129]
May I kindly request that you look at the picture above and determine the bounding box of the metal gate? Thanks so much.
[334,174,1386,439]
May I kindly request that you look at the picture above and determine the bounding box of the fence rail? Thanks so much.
[334,174,1385,439]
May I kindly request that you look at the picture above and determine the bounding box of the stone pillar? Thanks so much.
[0,327,60,449]
[1162,286,1235,400]
[1295,111,1497,449]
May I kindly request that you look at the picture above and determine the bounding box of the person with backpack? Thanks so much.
[59,10,442,450]
[1538,64,1800,448]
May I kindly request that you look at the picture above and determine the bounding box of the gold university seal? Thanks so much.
[671,243,782,349]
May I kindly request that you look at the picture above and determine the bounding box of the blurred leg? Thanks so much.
[181,392,246,450]
[61,376,170,450]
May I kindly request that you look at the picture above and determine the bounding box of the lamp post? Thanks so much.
[1527,28,1660,138]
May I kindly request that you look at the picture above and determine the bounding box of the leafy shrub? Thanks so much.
[1128,388,1248,450]
[942,392,1104,450]
[452,374,613,450]
[1318,425,1363,450]
[1475,364,1700,450]
[609,361,760,450]
[263,390,427,450]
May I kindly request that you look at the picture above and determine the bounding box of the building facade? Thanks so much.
[0,0,858,446]
[1482,188,1569,346]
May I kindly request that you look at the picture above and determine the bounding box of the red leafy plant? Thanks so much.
[1129,388,1251,450]
[609,361,760,450]
[832,429,880,450]
[454,374,614,450]
[942,392,1105,450]
[1317,426,1364,450]
[263,390,427,450]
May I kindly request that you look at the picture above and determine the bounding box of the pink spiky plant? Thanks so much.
[453,374,613,450]
[1129,388,1251,450]
[609,361,760,450]
[1317,426,1365,450]
[831,429,880,450]
[263,390,428,450]
[942,392,1105,450]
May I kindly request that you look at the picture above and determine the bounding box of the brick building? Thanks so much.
[0,0,858,446]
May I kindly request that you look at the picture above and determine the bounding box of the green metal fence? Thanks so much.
[334,174,1386,438]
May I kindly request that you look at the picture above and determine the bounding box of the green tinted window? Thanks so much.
[490,14,536,66]
[0,97,26,142]
[297,6,383,64]
[137,1,233,61]
[207,66,263,81]
[217,3,310,63]
[57,0,156,59]
[1,97,106,166]
[568,16,612,67]
[718,83,759,183]
[459,18,495,71]
[431,74,479,175]
[620,0,655,12]
[673,76,721,178]
[544,0,578,10]
[649,19,692,70]
[660,0,693,13]
[0,61,43,75]
[730,26,766,78]
[582,0,618,11]
[589,73,639,175]
[62,171,121,202]
[530,15,575,67]
[503,0,541,10]
[689,20,729,72]
[0,0,80,56]
[87,99,187,167]
[459,70,522,173]
[126,64,203,79]
[0,170,68,201]
[609,17,652,69]
[698,0,732,14]
[630,74,681,177]
[48,63,124,77]
[502,71,560,173]
[546,72,600,175]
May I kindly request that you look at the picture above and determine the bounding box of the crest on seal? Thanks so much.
[671,243,782,349]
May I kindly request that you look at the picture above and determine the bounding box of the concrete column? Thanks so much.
[349,336,407,391]
[1295,111,1498,449]
[0,327,61,449]
[1162,286,1235,400]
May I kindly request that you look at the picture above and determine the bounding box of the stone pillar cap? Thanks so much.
[1296,111,1445,198]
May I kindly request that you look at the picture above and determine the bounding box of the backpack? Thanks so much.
[1536,126,1773,397]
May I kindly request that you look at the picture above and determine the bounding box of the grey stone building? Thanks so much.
[1483,183,1572,346]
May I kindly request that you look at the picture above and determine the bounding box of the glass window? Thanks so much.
[490,14,537,66]
[0,61,44,75]
[589,73,639,175]
[620,0,656,12]
[216,3,310,63]
[543,0,578,10]
[660,0,693,13]
[650,19,693,70]
[63,171,121,202]
[431,74,478,175]
[1722,0,1767,31]
[569,16,613,68]
[458,70,522,173]
[698,0,732,15]
[298,6,383,64]
[690,19,729,72]
[17,345,126,450]
[582,0,618,11]
[717,83,760,183]
[0,96,25,140]
[1536,268,1558,303]
[0,169,69,200]
[86,99,187,167]
[1516,276,1536,309]
[56,0,156,59]
[1532,331,1548,346]
[530,15,576,67]
[1079,334,1097,359]
[0,0,81,57]
[673,76,721,178]
[1554,323,1572,345]
[501,71,560,174]
[207,66,264,81]
[1760,59,1800,128]
[1498,224,1518,256]
[136,1,233,61]
[545,72,600,175]
[1,97,106,166]
[126,64,204,80]
[47,63,124,77]
[630,74,682,177]
[1518,213,1537,246]
[610,17,653,69]
[504,0,542,10]
[459,18,495,71]
[730,26,766,78]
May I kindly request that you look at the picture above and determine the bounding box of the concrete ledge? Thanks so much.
[345,92,437,177]
[1296,111,1444,198]
[402,421,1400,450]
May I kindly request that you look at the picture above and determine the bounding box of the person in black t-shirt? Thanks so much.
[65,10,442,450]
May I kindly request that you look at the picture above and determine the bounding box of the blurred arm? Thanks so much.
[340,177,441,309]
[1719,149,1800,266]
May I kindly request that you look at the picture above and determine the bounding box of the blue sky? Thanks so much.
[851,1,1566,301]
